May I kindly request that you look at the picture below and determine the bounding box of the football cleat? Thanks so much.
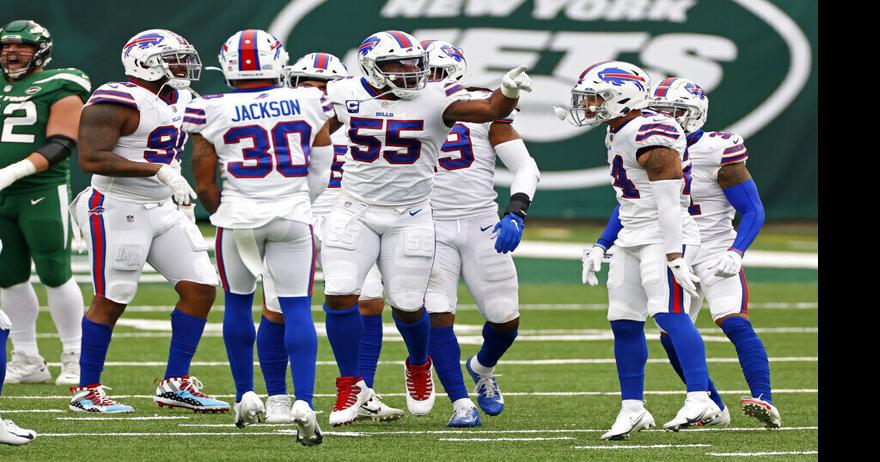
[600,404,655,440]
[291,400,323,446]
[357,389,405,422]
[0,418,36,446]
[69,384,134,413]
[663,393,722,431]
[329,376,370,427]
[447,403,482,427]
[4,352,51,384]
[233,391,266,428]
[55,351,81,386]
[404,357,435,416]
[741,396,782,428]
[466,356,504,416]
[697,405,731,427]
[265,394,292,424]
[154,376,230,413]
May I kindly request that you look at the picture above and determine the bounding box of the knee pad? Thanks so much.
[386,282,426,312]
[360,269,384,300]
[322,260,361,296]
[33,255,72,287]
[424,290,453,315]
[106,280,138,304]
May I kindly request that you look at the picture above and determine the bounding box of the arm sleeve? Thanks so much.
[495,138,540,199]
[649,179,685,255]
[308,144,334,203]
[182,99,207,134]
[86,83,139,111]
[596,204,622,251]
[723,178,765,255]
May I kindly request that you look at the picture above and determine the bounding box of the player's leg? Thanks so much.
[378,205,436,416]
[257,279,291,424]
[425,223,477,427]
[264,218,321,445]
[602,246,655,441]
[0,308,36,445]
[20,184,84,386]
[213,226,262,425]
[0,206,50,385]
[696,262,778,428]
[460,214,520,417]
[321,201,380,425]
[147,205,225,413]
[643,244,720,430]
[70,190,142,413]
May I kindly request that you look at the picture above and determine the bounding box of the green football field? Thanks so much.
[1,223,818,461]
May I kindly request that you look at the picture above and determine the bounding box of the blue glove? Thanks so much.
[492,213,524,254]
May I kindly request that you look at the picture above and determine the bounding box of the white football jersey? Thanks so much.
[604,110,700,248]
[86,81,192,203]
[686,129,749,263]
[182,85,333,228]
[325,76,469,206]
[431,89,514,220]
[311,129,350,217]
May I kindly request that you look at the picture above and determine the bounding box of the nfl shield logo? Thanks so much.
[127,215,134,223]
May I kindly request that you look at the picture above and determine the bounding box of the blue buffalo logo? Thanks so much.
[685,82,706,99]
[358,36,381,56]
[598,67,646,91]
[124,33,165,57]
[441,45,465,62]
[88,206,104,216]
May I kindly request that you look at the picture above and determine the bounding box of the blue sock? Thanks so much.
[393,309,430,365]
[609,320,647,401]
[165,309,207,379]
[429,326,468,403]
[721,317,772,403]
[257,316,288,396]
[79,317,113,387]
[324,304,362,377]
[1,328,8,395]
[653,313,709,392]
[660,334,725,410]
[280,296,318,408]
[222,292,256,402]
[359,313,383,389]
[476,323,518,368]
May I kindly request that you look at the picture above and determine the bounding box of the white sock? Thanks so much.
[622,399,645,411]
[0,281,41,357]
[46,277,84,354]
[687,391,712,402]
[452,398,475,410]
[468,356,494,376]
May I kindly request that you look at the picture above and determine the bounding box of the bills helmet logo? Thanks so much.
[685,82,706,99]
[598,67,646,91]
[358,36,381,56]
[441,44,465,62]
[123,32,165,57]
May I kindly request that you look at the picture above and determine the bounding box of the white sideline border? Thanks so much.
[707,451,818,457]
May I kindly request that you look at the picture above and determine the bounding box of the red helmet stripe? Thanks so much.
[238,30,260,72]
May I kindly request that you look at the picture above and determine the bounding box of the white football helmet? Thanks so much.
[218,29,288,86]
[358,30,428,99]
[283,52,348,87]
[121,29,201,89]
[562,61,651,127]
[421,40,467,82]
[649,77,709,133]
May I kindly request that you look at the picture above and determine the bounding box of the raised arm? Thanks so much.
[442,65,532,125]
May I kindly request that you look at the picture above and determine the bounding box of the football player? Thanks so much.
[185,29,324,446]
[278,52,405,423]
[420,40,540,427]
[69,29,227,414]
[317,30,532,426]
[0,19,88,386]
[558,61,719,439]
[647,77,778,428]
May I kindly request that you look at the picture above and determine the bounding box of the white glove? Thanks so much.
[179,203,196,224]
[501,65,533,98]
[667,257,701,298]
[156,165,196,206]
[0,159,37,192]
[0,308,11,330]
[582,245,605,286]
[712,250,743,278]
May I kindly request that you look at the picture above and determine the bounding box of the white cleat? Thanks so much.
[4,352,51,384]
[264,394,292,424]
[55,351,81,386]
[664,392,722,431]
[698,405,731,427]
[404,357,435,416]
[357,389,405,422]
[600,403,656,440]
[0,418,36,446]
[328,376,370,427]
[741,396,781,428]
[291,400,323,446]
[233,391,266,428]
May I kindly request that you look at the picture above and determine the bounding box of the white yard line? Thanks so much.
[56,416,190,421]
[39,432,290,437]
[0,409,64,413]
[176,425,819,433]
[441,437,574,442]
[575,444,711,449]
[707,451,818,457]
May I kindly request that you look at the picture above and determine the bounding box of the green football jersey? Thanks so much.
[0,67,90,193]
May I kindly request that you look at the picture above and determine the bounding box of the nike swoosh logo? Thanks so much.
[30,197,45,205]
[480,226,492,232]
[360,406,380,414]
[409,209,422,216]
